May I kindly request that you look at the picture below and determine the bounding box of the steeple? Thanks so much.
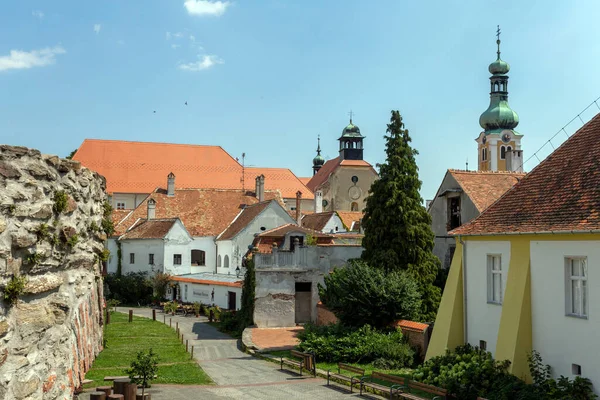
[338,112,365,160]
[479,26,519,134]
[312,135,325,175]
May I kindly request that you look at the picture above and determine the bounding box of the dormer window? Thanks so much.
[116,202,126,210]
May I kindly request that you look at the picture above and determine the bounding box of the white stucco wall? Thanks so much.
[465,240,511,355]
[119,239,165,275]
[530,240,600,387]
[180,282,241,310]
[106,238,119,274]
[322,214,345,233]
[112,193,148,210]
[215,240,233,274]
[164,228,215,275]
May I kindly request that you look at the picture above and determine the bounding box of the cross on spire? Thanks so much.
[316,134,321,154]
[496,25,501,59]
[348,110,354,123]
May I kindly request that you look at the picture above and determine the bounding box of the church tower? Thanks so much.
[477,27,524,172]
[338,115,365,160]
[312,135,325,175]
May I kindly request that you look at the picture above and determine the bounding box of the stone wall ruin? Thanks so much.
[0,145,107,399]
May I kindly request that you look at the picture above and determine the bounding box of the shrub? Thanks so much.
[67,234,79,248]
[101,201,114,236]
[105,272,153,305]
[192,302,201,316]
[99,249,110,262]
[151,272,172,301]
[163,301,178,315]
[126,348,159,396]
[297,322,414,367]
[53,190,68,213]
[106,299,121,312]
[319,260,421,328]
[3,275,27,305]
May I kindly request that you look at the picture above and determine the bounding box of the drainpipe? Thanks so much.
[459,235,468,345]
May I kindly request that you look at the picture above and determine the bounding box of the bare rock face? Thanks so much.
[0,145,107,399]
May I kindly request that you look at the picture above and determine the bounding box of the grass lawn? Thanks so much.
[84,311,212,388]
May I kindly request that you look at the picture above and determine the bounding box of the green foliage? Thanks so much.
[50,234,60,247]
[101,201,115,236]
[208,306,221,321]
[7,204,15,215]
[361,110,440,321]
[67,234,79,248]
[99,249,110,262]
[192,302,201,315]
[297,323,414,368]
[306,234,317,246]
[116,242,122,276]
[106,299,121,312]
[105,272,153,305]
[35,223,49,240]
[53,190,68,214]
[412,346,597,400]
[26,252,44,266]
[3,275,27,305]
[319,260,421,329]
[66,149,77,159]
[239,257,255,327]
[151,272,172,301]
[163,301,178,314]
[126,348,159,395]
[89,221,100,232]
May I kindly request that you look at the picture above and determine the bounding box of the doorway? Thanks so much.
[295,282,312,324]
[228,291,237,310]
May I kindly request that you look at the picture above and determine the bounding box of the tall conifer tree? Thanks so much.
[362,110,440,321]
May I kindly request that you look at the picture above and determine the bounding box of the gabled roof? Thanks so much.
[447,169,525,212]
[218,200,278,241]
[258,223,333,238]
[298,177,311,186]
[306,157,377,192]
[336,211,363,231]
[73,139,241,194]
[452,113,600,235]
[119,218,179,240]
[301,211,336,232]
[246,167,314,199]
[114,188,283,237]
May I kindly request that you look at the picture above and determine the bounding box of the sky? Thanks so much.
[2,1,600,200]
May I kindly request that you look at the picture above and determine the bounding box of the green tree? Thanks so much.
[361,110,441,321]
[66,149,77,159]
[319,260,421,329]
[239,256,256,328]
[126,348,159,397]
[151,272,172,301]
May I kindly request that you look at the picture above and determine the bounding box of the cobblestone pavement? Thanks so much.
[79,308,380,399]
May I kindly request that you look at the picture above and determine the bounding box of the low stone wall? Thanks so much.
[316,302,338,326]
[0,145,108,399]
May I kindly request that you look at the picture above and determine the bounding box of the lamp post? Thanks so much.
[235,266,241,278]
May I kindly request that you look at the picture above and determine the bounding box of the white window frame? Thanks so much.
[116,202,126,210]
[565,257,588,319]
[487,254,503,304]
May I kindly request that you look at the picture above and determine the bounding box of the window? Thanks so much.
[224,255,229,268]
[351,202,359,211]
[572,364,582,376]
[191,250,205,266]
[500,146,506,160]
[447,197,461,230]
[217,255,222,268]
[129,253,135,264]
[481,148,487,161]
[173,254,182,265]
[149,254,154,265]
[479,340,487,351]
[487,255,503,304]
[116,202,126,210]
[184,285,188,301]
[566,257,587,318]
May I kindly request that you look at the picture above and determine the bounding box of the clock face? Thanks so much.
[501,131,512,143]
[348,186,362,200]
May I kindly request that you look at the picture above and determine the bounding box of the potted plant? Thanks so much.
[126,348,159,400]
[193,302,201,317]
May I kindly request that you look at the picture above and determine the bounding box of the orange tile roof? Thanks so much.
[119,219,178,240]
[452,113,600,235]
[246,167,314,199]
[306,158,341,192]
[448,169,526,212]
[258,223,333,238]
[115,188,282,237]
[298,177,311,186]
[340,159,373,167]
[336,211,363,231]
[218,201,274,240]
[111,209,133,228]
[73,139,242,194]
[301,211,336,231]
[171,276,242,288]
[395,320,429,332]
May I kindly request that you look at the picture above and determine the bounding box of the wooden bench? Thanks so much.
[326,363,364,393]
[401,380,447,400]
[280,350,310,376]
[360,371,407,398]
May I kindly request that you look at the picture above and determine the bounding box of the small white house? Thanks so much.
[169,273,243,310]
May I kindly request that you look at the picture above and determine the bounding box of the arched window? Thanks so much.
[507,146,512,153]
[500,146,506,160]
[481,148,487,161]
[191,250,205,266]
[217,255,222,268]
[224,255,229,268]
[351,202,359,211]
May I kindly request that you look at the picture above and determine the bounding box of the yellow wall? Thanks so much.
[496,140,516,171]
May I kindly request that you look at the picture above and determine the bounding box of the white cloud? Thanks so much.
[93,24,101,34]
[189,35,196,42]
[0,46,66,72]
[32,10,44,19]
[171,44,181,49]
[178,54,223,71]
[166,31,183,40]
[184,0,230,16]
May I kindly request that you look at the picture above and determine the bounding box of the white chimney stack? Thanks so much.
[295,191,302,225]
[167,172,175,197]
[147,198,156,220]
[255,174,265,202]
[314,190,323,213]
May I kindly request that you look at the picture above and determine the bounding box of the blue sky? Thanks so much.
[2,1,600,200]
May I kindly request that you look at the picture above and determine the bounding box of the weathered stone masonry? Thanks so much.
[0,145,107,400]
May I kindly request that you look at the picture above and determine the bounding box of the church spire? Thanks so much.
[312,135,325,175]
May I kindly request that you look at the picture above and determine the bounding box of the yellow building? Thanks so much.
[426,113,600,392]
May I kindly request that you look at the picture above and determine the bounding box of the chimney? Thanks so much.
[295,191,302,225]
[255,174,265,202]
[147,198,156,220]
[167,172,175,197]
[314,190,323,213]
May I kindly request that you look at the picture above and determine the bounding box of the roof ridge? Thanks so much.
[448,169,526,175]
[82,138,227,149]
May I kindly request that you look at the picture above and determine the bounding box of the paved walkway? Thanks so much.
[80,308,379,399]
[249,326,303,351]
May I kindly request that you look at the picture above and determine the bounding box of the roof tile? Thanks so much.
[448,170,526,212]
[120,219,178,240]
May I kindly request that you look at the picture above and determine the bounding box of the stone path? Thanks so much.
[80,308,380,399]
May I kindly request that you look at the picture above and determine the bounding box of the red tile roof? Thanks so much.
[452,113,600,235]
[301,212,336,231]
[171,276,242,288]
[246,167,314,199]
[111,209,133,228]
[340,159,373,167]
[336,211,363,231]
[395,320,429,332]
[298,177,311,186]
[218,201,273,240]
[119,219,178,240]
[306,157,377,192]
[258,223,333,238]
[114,188,283,237]
[448,170,526,212]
